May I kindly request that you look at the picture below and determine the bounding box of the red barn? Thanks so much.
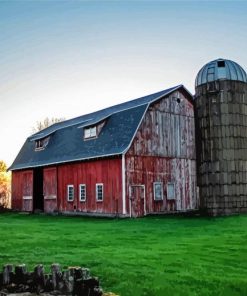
[10,85,198,217]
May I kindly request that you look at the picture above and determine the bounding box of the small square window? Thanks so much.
[167,183,175,200]
[67,185,74,201]
[79,184,86,202]
[96,183,103,202]
[84,126,97,139]
[153,182,163,201]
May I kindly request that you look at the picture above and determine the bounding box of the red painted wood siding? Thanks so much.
[43,167,57,213]
[12,171,23,210]
[125,90,198,216]
[57,158,122,214]
[12,170,33,211]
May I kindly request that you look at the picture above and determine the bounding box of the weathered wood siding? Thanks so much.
[125,90,198,216]
[195,80,247,215]
[57,158,122,215]
[43,167,57,213]
[12,170,33,211]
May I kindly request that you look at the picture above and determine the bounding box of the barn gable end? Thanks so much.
[125,89,198,217]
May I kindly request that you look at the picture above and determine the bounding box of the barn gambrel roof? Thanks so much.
[9,84,191,170]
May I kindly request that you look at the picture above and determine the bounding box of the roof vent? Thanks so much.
[217,61,225,68]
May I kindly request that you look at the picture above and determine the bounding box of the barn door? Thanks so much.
[22,171,33,212]
[129,185,146,218]
[33,168,44,212]
[43,167,57,213]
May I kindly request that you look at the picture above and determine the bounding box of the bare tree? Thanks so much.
[0,160,11,209]
[32,117,65,133]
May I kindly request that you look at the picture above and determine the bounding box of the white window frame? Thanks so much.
[67,185,74,202]
[84,126,97,139]
[96,183,103,202]
[79,184,86,202]
[167,182,175,200]
[153,182,163,201]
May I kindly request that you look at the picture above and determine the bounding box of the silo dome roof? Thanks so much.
[195,58,247,87]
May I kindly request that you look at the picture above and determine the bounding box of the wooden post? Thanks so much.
[33,264,45,293]
[15,264,27,285]
[63,269,74,294]
[3,264,13,285]
[51,263,61,290]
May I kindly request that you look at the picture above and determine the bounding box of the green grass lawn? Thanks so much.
[0,213,247,296]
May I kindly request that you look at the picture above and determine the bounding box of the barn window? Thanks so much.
[167,183,175,200]
[84,126,97,139]
[35,137,50,151]
[79,184,86,202]
[67,185,74,201]
[96,183,103,201]
[153,182,163,201]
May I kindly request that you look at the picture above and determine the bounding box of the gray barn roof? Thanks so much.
[10,84,189,170]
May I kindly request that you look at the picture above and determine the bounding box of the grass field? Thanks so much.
[0,213,247,296]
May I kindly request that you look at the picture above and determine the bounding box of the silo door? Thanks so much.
[129,185,146,218]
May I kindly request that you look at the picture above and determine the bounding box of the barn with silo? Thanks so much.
[9,58,247,216]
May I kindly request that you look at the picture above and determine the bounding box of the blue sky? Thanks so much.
[1,1,247,166]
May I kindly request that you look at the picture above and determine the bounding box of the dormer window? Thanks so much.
[82,120,106,140]
[35,137,50,151]
[84,126,97,139]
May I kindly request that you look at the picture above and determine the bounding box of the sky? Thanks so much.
[0,0,247,167]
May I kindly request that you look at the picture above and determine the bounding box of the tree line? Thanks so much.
[0,160,11,209]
